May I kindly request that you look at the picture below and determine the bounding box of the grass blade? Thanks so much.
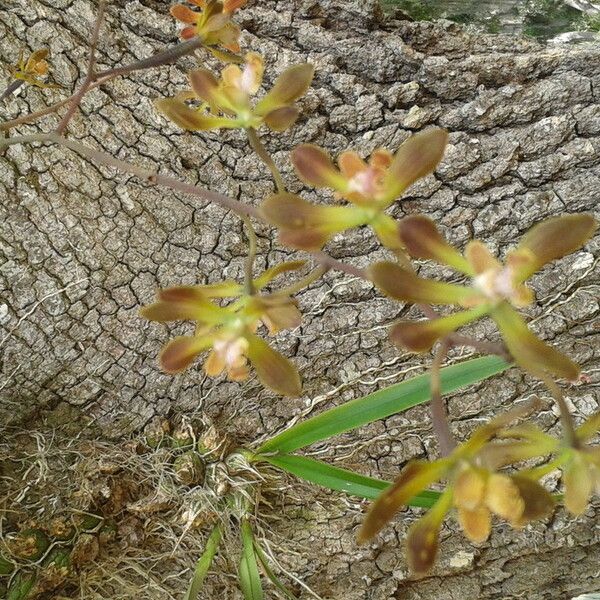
[263,454,440,508]
[184,524,222,600]
[252,540,298,600]
[239,520,264,600]
[258,355,509,455]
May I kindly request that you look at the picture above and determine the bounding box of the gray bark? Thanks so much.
[0,0,599,598]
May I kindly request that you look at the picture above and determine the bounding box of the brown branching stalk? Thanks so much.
[430,340,455,456]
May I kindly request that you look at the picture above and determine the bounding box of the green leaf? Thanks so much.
[184,525,222,600]
[262,453,439,507]
[239,520,264,600]
[252,541,298,600]
[257,355,510,455]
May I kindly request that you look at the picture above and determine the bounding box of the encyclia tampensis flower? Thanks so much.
[170,0,246,56]
[260,128,448,251]
[358,402,555,574]
[140,262,306,396]
[155,52,314,132]
[370,213,598,381]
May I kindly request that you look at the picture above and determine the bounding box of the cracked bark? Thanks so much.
[0,0,599,598]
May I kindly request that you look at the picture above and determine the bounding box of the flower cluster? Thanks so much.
[261,128,448,251]
[155,52,314,133]
[171,0,246,57]
[140,262,305,396]
[369,214,597,381]
[358,403,556,573]
[9,48,59,90]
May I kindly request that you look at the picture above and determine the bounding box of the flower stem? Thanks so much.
[430,340,455,456]
[56,0,107,134]
[541,375,578,448]
[277,265,328,296]
[247,127,286,193]
[242,216,258,295]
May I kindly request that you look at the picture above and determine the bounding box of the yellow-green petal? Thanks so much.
[406,487,453,574]
[160,335,213,373]
[383,128,448,203]
[154,98,237,131]
[245,333,302,397]
[390,306,490,353]
[255,63,314,115]
[516,214,598,280]
[358,460,450,544]
[369,261,479,306]
[491,302,580,381]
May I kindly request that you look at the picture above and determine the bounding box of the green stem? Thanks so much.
[276,265,327,296]
[247,127,286,193]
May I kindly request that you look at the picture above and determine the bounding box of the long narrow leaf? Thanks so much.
[184,524,222,600]
[258,356,509,455]
[239,520,264,600]
[253,541,298,600]
[263,454,440,508]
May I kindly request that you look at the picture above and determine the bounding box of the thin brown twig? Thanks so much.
[56,0,107,134]
[242,216,258,295]
[430,339,455,456]
[0,133,262,218]
[0,38,205,132]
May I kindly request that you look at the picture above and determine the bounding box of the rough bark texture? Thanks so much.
[1,1,599,598]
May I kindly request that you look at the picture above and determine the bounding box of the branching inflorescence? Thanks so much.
[1,0,599,594]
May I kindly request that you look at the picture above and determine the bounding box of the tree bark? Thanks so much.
[0,1,599,598]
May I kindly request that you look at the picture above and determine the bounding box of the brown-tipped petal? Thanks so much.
[406,489,453,575]
[140,295,229,325]
[291,144,347,190]
[160,336,213,373]
[369,261,478,306]
[158,282,241,301]
[170,4,199,23]
[390,306,489,353]
[399,215,473,274]
[245,334,302,396]
[457,506,491,544]
[154,98,234,131]
[485,473,525,522]
[358,460,449,544]
[509,475,555,526]
[278,228,332,251]
[516,214,598,280]
[264,106,300,131]
[255,63,315,114]
[189,68,221,105]
[261,300,302,334]
[453,467,486,511]
[491,303,580,381]
[384,128,449,201]
[465,240,502,275]
[140,300,202,323]
[563,455,593,515]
